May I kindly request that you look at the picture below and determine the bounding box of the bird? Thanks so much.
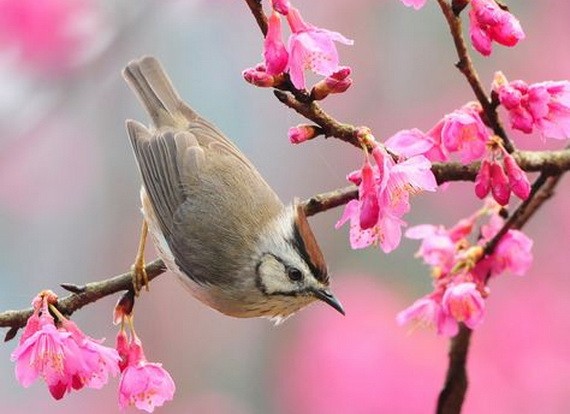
[123,56,344,323]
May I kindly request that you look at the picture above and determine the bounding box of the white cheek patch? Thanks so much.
[257,255,292,295]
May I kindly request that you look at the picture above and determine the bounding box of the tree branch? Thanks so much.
[437,170,566,413]
[435,0,514,153]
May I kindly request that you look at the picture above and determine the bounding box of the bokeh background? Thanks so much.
[1,0,569,413]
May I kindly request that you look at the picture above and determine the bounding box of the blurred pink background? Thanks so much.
[1,1,569,413]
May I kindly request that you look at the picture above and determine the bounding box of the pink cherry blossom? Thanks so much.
[397,296,459,336]
[59,319,121,390]
[468,0,525,56]
[479,214,533,277]
[384,128,441,160]
[11,313,72,399]
[493,72,570,139]
[436,103,489,164]
[118,336,175,412]
[441,282,486,330]
[405,224,457,273]
[399,0,427,10]
[11,291,120,399]
[285,7,353,89]
[335,199,405,253]
[264,12,288,76]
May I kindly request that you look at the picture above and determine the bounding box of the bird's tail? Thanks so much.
[123,56,197,128]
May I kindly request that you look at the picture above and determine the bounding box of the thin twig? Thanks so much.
[435,0,514,153]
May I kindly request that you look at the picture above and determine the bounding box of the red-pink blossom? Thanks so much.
[336,144,436,253]
[285,7,353,89]
[263,12,288,76]
[384,128,442,160]
[431,103,489,164]
[399,0,427,10]
[441,282,486,330]
[493,72,570,139]
[480,214,533,277]
[118,336,175,413]
[11,291,120,400]
[59,319,121,390]
[468,0,525,56]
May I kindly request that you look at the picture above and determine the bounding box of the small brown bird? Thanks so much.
[123,56,343,322]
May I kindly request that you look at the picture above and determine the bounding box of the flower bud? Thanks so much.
[490,162,510,205]
[288,124,319,144]
[474,159,491,199]
[242,66,276,88]
[263,12,288,75]
[503,153,530,200]
[311,66,352,101]
[272,0,290,15]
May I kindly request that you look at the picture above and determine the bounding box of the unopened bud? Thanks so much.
[272,0,291,15]
[288,124,319,144]
[311,66,352,101]
[490,162,510,206]
[113,290,135,325]
[243,66,276,88]
[474,159,492,199]
[503,153,530,200]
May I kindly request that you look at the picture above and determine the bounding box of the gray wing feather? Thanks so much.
[125,56,284,286]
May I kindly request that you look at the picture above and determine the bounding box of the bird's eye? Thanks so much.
[287,267,303,282]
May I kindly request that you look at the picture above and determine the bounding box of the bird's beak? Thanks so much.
[312,288,345,315]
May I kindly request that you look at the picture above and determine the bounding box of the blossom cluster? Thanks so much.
[11,291,175,412]
[400,0,525,56]
[243,0,353,93]
[397,203,533,336]
[336,135,437,253]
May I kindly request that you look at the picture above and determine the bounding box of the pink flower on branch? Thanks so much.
[493,72,570,139]
[402,207,533,336]
[441,282,486,330]
[285,7,353,89]
[468,0,525,56]
[336,143,436,253]
[11,291,120,400]
[117,334,175,413]
[385,103,490,165]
